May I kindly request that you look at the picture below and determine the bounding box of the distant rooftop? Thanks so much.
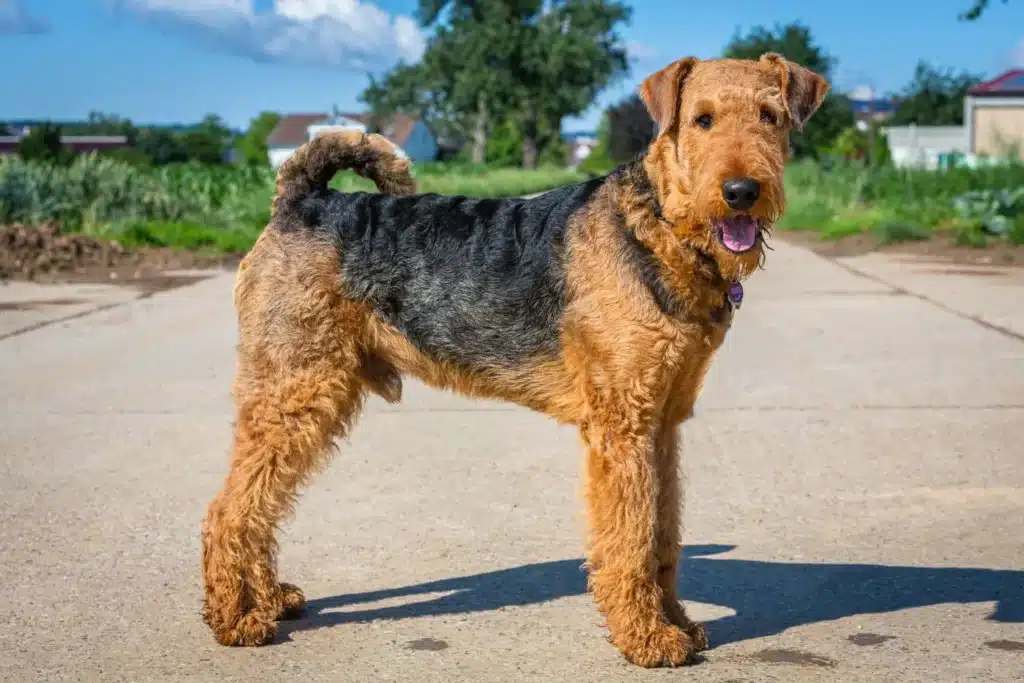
[968,69,1024,96]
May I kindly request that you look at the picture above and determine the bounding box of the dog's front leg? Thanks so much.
[581,416,700,667]
[653,422,709,651]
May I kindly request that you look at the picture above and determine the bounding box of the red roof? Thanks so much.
[968,69,1024,96]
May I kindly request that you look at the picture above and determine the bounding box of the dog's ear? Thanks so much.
[760,52,830,130]
[639,57,699,135]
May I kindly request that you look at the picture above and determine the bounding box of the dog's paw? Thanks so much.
[277,582,306,621]
[662,600,709,652]
[211,612,277,647]
[616,623,699,668]
[685,620,709,652]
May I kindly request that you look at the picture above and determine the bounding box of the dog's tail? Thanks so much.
[272,130,417,214]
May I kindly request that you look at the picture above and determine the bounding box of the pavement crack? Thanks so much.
[826,258,1024,344]
[0,301,131,342]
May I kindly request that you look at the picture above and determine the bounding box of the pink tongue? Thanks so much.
[721,217,757,252]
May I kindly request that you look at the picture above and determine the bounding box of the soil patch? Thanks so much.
[776,229,1024,267]
[1,223,241,294]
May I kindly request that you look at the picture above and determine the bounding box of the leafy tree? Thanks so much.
[362,12,517,163]
[366,0,631,167]
[959,0,1009,20]
[511,0,631,167]
[135,127,189,165]
[362,62,432,131]
[364,2,526,164]
[723,22,853,158]
[235,111,280,166]
[888,62,982,126]
[17,123,71,164]
[605,93,654,163]
[181,114,233,165]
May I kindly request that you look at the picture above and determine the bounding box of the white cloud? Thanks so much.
[0,0,48,34]
[111,0,425,70]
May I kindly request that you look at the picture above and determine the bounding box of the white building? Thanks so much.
[266,111,437,168]
[882,125,968,169]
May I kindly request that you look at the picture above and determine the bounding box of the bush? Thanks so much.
[485,120,523,167]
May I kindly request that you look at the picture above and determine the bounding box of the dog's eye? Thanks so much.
[760,108,778,125]
[695,114,713,130]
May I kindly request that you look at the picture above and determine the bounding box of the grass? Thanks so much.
[111,220,259,253]
[778,158,1024,249]
[0,154,585,254]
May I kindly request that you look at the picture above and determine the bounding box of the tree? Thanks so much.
[362,62,432,131]
[888,62,982,126]
[135,127,189,165]
[605,93,654,163]
[366,0,631,167]
[181,114,233,165]
[959,0,1010,20]
[17,123,71,164]
[362,9,518,163]
[511,0,631,167]
[235,111,280,166]
[723,22,853,158]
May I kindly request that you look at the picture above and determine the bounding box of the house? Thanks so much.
[882,125,968,169]
[266,112,437,168]
[965,69,1024,160]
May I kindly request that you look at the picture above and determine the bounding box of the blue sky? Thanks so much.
[1,0,1022,133]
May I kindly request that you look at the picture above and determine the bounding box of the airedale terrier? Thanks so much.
[201,52,827,667]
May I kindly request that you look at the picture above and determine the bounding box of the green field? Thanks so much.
[0,154,585,254]
[779,159,1024,247]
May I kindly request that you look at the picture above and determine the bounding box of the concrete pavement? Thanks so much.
[1,240,1022,682]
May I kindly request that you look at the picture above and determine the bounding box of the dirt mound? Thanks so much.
[0,223,238,285]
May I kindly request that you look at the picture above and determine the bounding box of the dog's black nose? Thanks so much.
[722,177,760,211]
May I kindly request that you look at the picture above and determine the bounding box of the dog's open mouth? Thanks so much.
[714,216,760,254]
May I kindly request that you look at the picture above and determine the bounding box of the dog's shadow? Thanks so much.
[280,544,1023,646]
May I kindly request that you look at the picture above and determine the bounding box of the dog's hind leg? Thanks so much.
[201,231,366,646]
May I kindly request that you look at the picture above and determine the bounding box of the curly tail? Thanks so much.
[272,130,417,215]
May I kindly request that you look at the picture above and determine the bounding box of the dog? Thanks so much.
[200,52,828,667]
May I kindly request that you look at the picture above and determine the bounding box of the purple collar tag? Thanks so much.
[727,282,743,310]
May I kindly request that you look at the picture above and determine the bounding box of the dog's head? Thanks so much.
[639,53,828,281]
